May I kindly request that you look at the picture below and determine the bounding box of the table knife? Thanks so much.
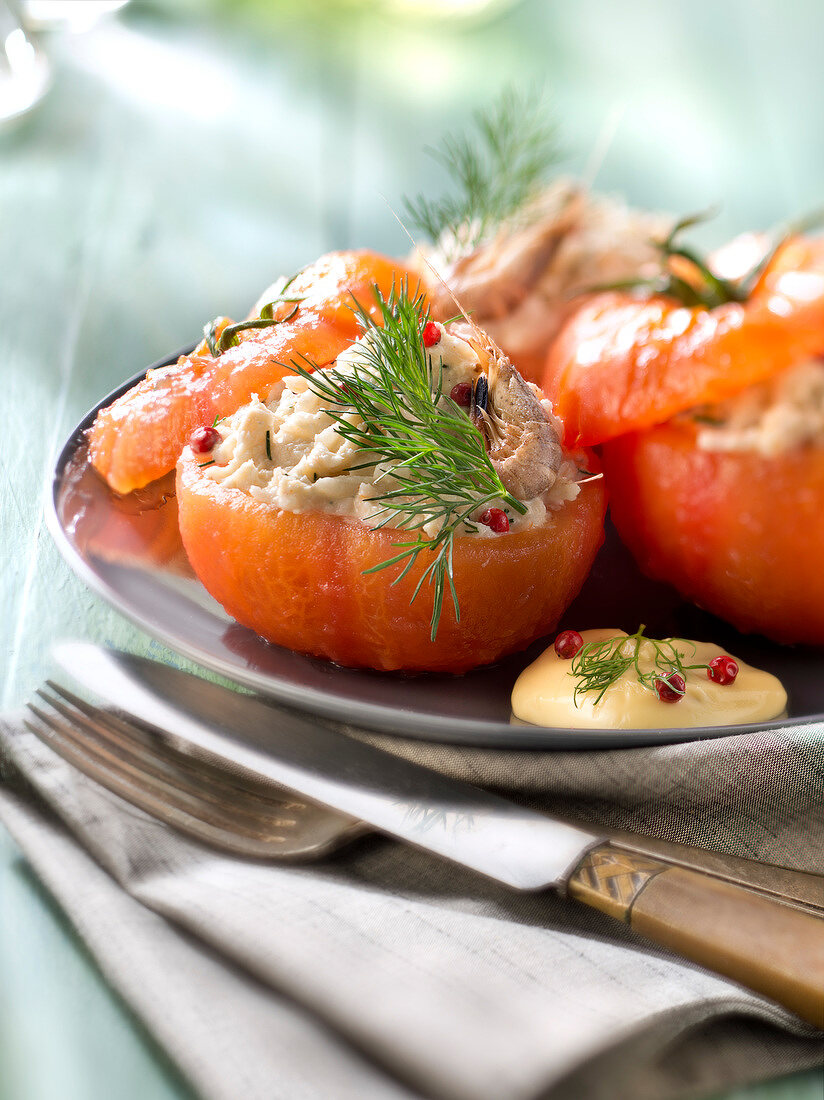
[54,642,824,1029]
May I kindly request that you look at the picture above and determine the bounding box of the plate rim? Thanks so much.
[46,346,821,750]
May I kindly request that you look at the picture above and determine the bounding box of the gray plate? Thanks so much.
[47,346,824,748]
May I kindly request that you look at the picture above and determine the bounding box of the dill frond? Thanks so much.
[291,282,527,640]
[204,273,303,357]
[403,88,560,257]
[570,626,708,707]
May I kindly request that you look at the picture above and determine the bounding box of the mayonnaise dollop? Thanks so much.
[511,628,787,729]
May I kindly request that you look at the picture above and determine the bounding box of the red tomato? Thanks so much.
[602,421,824,644]
[176,448,607,673]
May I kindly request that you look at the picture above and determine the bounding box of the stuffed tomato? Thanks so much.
[403,92,670,385]
[420,180,669,386]
[176,289,606,672]
[542,217,824,643]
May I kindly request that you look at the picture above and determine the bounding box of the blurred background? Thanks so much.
[4,0,823,372]
[2,1,824,1098]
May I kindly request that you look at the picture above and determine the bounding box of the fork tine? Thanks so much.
[44,680,313,813]
[25,715,290,858]
[37,685,303,829]
[24,685,366,860]
[24,696,313,857]
[30,690,299,835]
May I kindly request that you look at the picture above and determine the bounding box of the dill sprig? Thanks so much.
[403,88,560,256]
[204,273,303,357]
[583,211,743,309]
[587,206,824,309]
[290,282,527,640]
[570,625,708,707]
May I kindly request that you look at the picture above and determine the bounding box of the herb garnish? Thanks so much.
[588,207,824,309]
[204,273,303,357]
[404,88,560,257]
[570,625,708,707]
[290,282,526,640]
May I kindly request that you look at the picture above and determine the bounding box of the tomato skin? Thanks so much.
[542,255,824,448]
[176,452,607,673]
[602,421,824,644]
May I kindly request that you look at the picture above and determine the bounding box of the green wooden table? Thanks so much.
[1,2,822,1096]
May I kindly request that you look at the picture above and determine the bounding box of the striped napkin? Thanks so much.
[1,709,822,1100]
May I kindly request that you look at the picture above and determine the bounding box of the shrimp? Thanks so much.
[419,226,565,504]
[452,323,563,501]
[89,250,420,494]
[426,188,583,321]
[418,180,669,383]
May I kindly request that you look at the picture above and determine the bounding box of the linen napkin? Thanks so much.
[1,708,822,1100]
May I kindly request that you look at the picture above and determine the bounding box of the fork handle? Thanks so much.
[568,844,824,1029]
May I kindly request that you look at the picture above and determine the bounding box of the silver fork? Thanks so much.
[25,682,366,859]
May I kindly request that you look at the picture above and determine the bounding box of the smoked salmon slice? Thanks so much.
[542,239,824,447]
[89,250,421,494]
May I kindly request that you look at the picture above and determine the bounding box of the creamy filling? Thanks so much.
[511,628,787,729]
[204,326,581,538]
[692,359,824,457]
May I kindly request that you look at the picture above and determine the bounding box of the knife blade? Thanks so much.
[54,641,824,1029]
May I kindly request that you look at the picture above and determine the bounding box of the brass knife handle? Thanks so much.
[568,844,824,1029]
